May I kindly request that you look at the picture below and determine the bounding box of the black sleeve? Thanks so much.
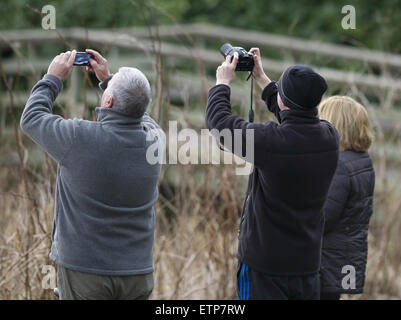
[323,161,350,234]
[205,84,273,167]
[261,81,282,123]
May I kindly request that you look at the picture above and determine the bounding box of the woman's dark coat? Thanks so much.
[320,150,375,294]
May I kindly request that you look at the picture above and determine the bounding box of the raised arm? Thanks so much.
[85,49,111,82]
[261,81,282,123]
[205,53,273,167]
[249,48,281,122]
[249,48,271,89]
[20,51,80,163]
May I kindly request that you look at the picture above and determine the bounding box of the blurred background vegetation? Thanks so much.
[1,0,400,52]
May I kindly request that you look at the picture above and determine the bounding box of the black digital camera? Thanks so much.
[220,43,254,72]
[73,52,94,66]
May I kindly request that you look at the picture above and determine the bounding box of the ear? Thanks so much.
[277,93,289,110]
[277,94,283,109]
[105,95,114,108]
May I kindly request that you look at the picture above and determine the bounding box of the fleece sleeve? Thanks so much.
[20,74,78,163]
[205,84,275,167]
[261,81,282,123]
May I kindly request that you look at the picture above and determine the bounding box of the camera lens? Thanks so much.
[220,43,234,58]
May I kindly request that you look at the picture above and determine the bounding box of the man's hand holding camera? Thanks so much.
[47,48,110,83]
[85,49,111,82]
[215,47,271,90]
[216,52,239,86]
[47,50,77,82]
[249,48,271,89]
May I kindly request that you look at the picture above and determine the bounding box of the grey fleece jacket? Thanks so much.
[21,74,163,275]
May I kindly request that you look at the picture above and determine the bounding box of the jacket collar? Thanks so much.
[95,107,142,125]
[279,107,320,124]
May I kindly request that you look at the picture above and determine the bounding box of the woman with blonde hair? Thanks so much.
[319,96,375,300]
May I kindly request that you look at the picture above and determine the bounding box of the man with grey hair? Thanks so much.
[20,49,164,300]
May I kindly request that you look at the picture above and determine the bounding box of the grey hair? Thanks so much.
[110,67,152,118]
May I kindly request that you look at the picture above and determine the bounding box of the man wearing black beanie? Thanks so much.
[205,48,339,300]
[277,64,328,110]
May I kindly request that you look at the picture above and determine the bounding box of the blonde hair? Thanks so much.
[319,96,373,152]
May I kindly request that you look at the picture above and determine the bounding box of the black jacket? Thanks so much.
[206,82,339,276]
[320,151,375,293]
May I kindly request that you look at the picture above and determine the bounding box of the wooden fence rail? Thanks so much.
[1,24,401,119]
[3,24,401,69]
[1,25,401,135]
[1,25,401,93]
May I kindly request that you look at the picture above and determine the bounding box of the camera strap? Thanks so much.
[246,72,254,123]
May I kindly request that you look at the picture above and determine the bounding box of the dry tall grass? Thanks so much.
[1,133,401,299]
[2,86,401,300]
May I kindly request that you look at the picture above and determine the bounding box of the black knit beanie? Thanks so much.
[277,65,328,109]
